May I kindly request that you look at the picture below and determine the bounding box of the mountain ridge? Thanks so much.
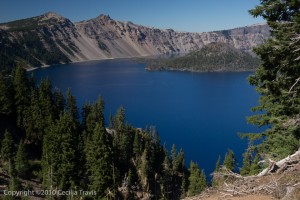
[0,12,271,71]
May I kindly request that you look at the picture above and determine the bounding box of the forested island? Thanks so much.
[146,43,260,72]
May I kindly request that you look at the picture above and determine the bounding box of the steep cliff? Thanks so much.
[0,12,271,71]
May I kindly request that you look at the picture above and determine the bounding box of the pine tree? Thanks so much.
[114,106,125,132]
[133,130,141,158]
[1,130,15,175]
[25,89,42,144]
[223,149,236,172]
[42,112,80,191]
[199,169,207,191]
[15,140,29,177]
[41,120,61,190]
[212,155,221,187]
[188,161,205,196]
[247,0,300,159]
[140,148,150,191]
[249,153,261,175]
[38,78,54,119]
[81,102,92,133]
[171,144,178,171]
[85,114,113,197]
[66,88,79,122]
[83,97,115,197]
[240,151,251,176]
[53,88,65,118]
[161,152,172,199]
[0,72,13,115]
[215,155,221,172]
[84,96,105,138]
[56,112,80,190]
[12,66,31,128]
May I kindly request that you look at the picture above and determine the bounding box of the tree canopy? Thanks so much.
[247,0,300,159]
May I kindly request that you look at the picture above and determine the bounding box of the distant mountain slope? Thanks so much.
[146,43,260,72]
[0,12,270,71]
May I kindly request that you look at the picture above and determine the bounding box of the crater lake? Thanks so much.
[32,59,261,176]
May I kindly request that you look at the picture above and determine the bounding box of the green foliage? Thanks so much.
[1,130,15,176]
[215,155,221,172]
[223,149,236,172]
[249,153,261,175]
[188,161,206,196]
[86,122,113,197]
[12,66,31,128]
[240,151,251,176]
[1,130,14,163]
[66,88,79,122]
[212,155,222,187]
[147,43,260,72]
[15,140,30,177]
[42,112,80,191]
[0,72,13,115]
[247,0,300,160]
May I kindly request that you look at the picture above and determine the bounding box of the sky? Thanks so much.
[0,0,265,32]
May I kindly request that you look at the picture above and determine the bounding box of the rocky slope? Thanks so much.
[0,12,271,71]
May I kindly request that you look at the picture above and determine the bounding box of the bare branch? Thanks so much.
[289,77,300,93]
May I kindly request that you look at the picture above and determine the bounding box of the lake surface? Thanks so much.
[32,59,261,177]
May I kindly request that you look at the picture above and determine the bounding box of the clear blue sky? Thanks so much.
[0,0,265,32]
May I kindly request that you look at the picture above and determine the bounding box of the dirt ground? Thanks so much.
[187,194,274,200]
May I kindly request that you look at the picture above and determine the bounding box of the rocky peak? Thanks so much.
[43,12,64,19]
[97,14,111,20]
[40,12,69,24]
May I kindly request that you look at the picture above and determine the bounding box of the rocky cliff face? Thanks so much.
[0,12,270,70]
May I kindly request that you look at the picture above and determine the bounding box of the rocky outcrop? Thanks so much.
[0,12,271,71]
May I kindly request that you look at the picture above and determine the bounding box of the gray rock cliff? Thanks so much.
[0,12,271,70]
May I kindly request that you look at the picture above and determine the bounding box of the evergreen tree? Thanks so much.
[223,149,236,172]
[199,169,207,191]
[38,78,54,119]
[84,96,105,138]
[188,161,206,196]
[212,155,222,187]
[215,155,221,172]
[86,118,113,197]
[86,98,114,197]
[1,130,14,163]
[180,171,188,199]
[25,89,42,144]
[140,148,150,191]
[240,151,251,176]
[12,66,31,128]
[15,140,29,177]
[41,120,61,190]
[247,0,300,159]
[114,106,125,132]
[161,151,172,199]
[133,130,141,158]
[56,112,80,190]
[249,153,261,175]
[0,72,13,115]
[81,102,92,133]
[42,111,80,191]
[66,88,79,122]
[53,88,65,118]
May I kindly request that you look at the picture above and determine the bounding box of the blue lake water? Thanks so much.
[32,59,261,177]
